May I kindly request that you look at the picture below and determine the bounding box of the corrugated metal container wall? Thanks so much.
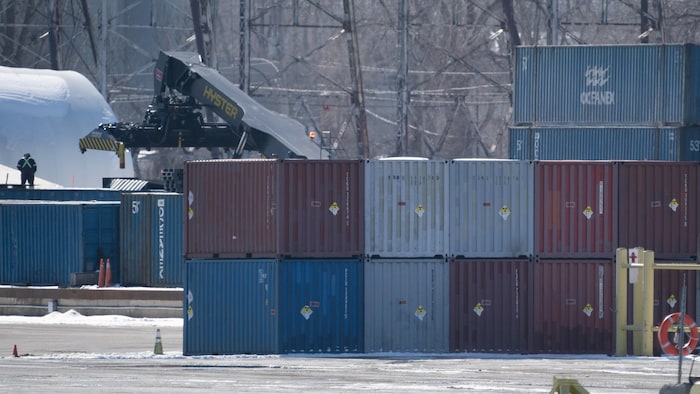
[0,201,82,285]
[449,160,534,258]
[535,161,617,258]
[532,259,614,354]
[279,259,363,353]
[678,127,700,161]
[617,162,700,260]
[364,258,449,353]
[513,44,699,126]
[279,160,364,258]
[365,159,448,258]
[449,259,530,353]
[81,202,120,282]
[120,193,184,287]
[0,188,122,201]
[183,259,278,355]
[184,159,280,259]
[509,127,677,161]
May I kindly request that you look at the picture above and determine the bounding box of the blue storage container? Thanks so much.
[514,44,700,126]
[0,200,119,285]
[183,259,279,355]
[82,202,120,283]
[509,127,681,161]
[0,188,122,201]
[120,193,184,287]
[279,259,364,353]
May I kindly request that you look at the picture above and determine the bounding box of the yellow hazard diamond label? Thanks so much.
[300,305,313,320]
[329,202,340,215]
[582,206,593,220]
[669,198,679,212]
[667,294,677,308]
[188,207,194,220]
[583,303,593,317]
[498,205,511,221]
[415,305,427,320]
[415,204,425,218]
[187,305,194,320]
[473,302,484,317]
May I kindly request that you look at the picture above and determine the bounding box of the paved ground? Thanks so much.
[0,323,697,393]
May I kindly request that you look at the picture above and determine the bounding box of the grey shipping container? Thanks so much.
[364,258,449,353]
[120,193,184,287]
[183,259,279,355]
[449,159,534,258]
[365,159,449,258]
[509,127,681,161]
[450,258,530,353]
[514,44,700,126]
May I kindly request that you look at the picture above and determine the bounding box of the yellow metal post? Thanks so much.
[615,248,628,356]
[117,143,125,169]
[642,250,655,356]
[633,250,645,355]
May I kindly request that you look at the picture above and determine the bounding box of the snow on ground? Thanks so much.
[0,309,182,328]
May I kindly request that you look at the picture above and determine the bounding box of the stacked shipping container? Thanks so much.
[182,159,365,355]
[510,44,700,161]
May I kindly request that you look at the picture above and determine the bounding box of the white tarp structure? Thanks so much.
[0,66,134,187]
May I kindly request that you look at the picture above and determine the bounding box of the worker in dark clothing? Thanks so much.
[16,153,37,187]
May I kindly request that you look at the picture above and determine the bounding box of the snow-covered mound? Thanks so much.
[0,66,134,187]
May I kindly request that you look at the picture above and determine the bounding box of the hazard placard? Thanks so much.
[415,305,427,320]
[329,202,340,215]
[300,305,313,320]
[473,302,484,317]
[582,206,593,219]
[669,198,679,212]
[415,204,425,218]
[583,303,593,317]
[498,205,510,221]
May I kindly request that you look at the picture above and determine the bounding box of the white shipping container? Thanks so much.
[364,258,449,353]
[364,159,449,258]
[449,159,534,258]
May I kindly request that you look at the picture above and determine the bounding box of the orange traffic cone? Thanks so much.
[97,258,105,287]
[105,259,113,287]
[12,344,18,357]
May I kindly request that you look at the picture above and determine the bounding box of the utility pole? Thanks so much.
[190,0,217,68]
[547,0,559,45]
[47,0,62,70]
[239,0,250,94]
[396,0,409,156]
[343,0,369,159]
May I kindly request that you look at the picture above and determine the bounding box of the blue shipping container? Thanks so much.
[82,202,120,283]
[0,188,122,201]
[0,200,119,285]
[514,44,700,126]
[120,193,184,287]
[279,259,364,353]
[183,259,279,355]
[509,127,682,161]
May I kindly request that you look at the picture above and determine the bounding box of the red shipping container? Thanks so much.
[624,266,698,356]
[184,159,281,259]
[535,161,618,258]
[617,162,700,260]
[449,259,530,354]
[531,259,614,354]
[184,159,364,259]
[279,160,364,258]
